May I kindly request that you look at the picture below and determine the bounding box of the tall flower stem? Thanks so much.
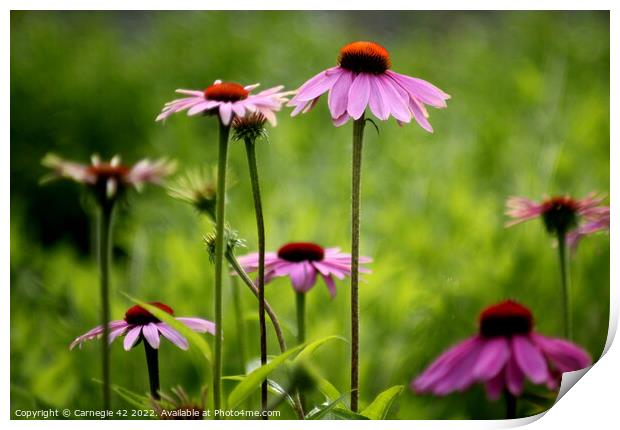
[98,200,115,412]
[557,230,572,340]
[226,252,305,420]
[143,341,160,400]
[296,292,306,345]
[350,114,366,412]
[213,121,230,416]
[243,137,268,417]
[230,275,247,373]
[504,391,517,419]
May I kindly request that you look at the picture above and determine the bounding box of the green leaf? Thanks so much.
[328,408,370,420]
[360,385,404,420]
[227,344,304,409]
[294,335,345,363]
[223,375,296,409]
[94,380,151,409]
[306,394,347,420]
[125,294,213,363]
[304,363,341,401]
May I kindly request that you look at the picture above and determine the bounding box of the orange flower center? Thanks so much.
[338,41,391,74]
[277,242,325,262]
[479,300,533,337]
[125,302,174,325]
[203,82,249,102]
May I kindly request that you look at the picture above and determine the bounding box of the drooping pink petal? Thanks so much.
[531,333,592,373]
[472,337,510,380]
[218,103,233,125]
[157,323,189,350]
[332,112,351,127]
[291,67,342,103]
[367,75,390,120]
[432,338,484,395]
[505,196,546,226]
[385,71,450,108]
[485,368,506,400]
[321,274,337,298]
[409,96,434,133]
[328,70,354,119]
[143,323,161,349]
[377,76,411,123]
[505,354,526,396]
[176,317,216,335]
[347,73,371,120]
[124,326,142,351]
[512,335,549,384]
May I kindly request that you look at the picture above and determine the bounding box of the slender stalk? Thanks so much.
[557,230,572,340]
[296,292,306,345]
[227,252,286,353]
[350,115,366,412]
[504,391,517,419]
[295,291,306,411]
[143,340,160,400]
[230,275,247,373]
[98,201,114,412]
[213,121,230,416]
[244,138,268,417]
[226,252,305,419]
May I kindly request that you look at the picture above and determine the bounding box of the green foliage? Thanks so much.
[361,385,404,420]
[10,11,609,419]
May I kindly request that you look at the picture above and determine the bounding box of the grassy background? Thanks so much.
[10,11,609,419]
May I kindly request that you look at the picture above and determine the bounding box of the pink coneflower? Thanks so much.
[413,300,591,410]
[237,242,372,298]
[42,154,175,200]
[505,193,610,244]
[287,41,450,130]
[156,80,290,126]
[70,302,215,351]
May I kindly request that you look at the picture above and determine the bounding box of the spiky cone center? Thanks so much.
[479,300,533,338]
[541,196,580,235]
[232,113,268,142]
[125,302,174,325]
[87,163,130,182]
[277,242,325,262]
[203,82,249,102]
[338,41,392,74]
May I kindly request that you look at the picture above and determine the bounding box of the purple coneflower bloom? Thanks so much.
[413,300,591,400]
[505,194,610,249]
[237,242,372,297]
[287,41,450,130]
[70,302,215,351]
[156,80,290,126]
[43,154,174,199]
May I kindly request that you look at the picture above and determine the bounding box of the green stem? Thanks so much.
[557,230,572,340]
[98,201,114,413]
[244,138,268,417]
[350,114,366,412]
[143,340,160,400]
[230,275,247,373]
[296,292,306,345]
[213,121,230,417]
[504,390,517,419]
[226,252,305,419]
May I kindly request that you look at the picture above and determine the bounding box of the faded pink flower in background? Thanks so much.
[42,154,175,199]
[70,302,215,351]
[287,41,450,130]
[412,300,591,399]
[237,242,372,297]
[505,193,609,249]
[156,80,290,126]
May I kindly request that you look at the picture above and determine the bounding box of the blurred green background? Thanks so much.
[10,11,609,419]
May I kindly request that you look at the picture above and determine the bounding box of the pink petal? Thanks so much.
[385,71,450,108]
[485,368,506,401]
[531,333,592,373]
[347,73,371,120]
[409,97,434,132]
[124,326,142,351]
[473,337,510,380]
[328,70,354,119]
[377,76,411,123]
[293,67,342,102]
[176,317,216,335]
[143,323,161,349]
[512,335,549,384]
[368,76,390,120]
[219,103,233,125]
[157,323,189,350]
[321,274,337,298]
[332,112,351,127]
[506,354,525,396]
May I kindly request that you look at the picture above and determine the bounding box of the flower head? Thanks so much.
[287,41,450,130]
[42,154,175,202]
[204,227,246,262]
[412,300,591,400]
[237,242,372,297]
[168,168,219,218]
[505,193,610,247]
[70,302,215,351]
[156,80,290,126]
[232,112,270,143]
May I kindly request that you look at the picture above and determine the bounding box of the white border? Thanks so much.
[3,2,616,429]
